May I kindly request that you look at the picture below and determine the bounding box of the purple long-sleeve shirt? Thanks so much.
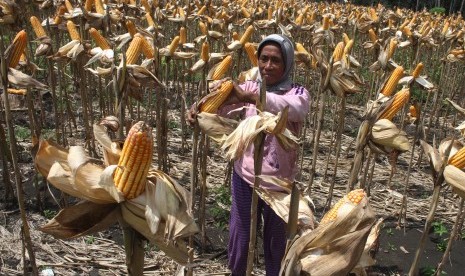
[219,80,310,191]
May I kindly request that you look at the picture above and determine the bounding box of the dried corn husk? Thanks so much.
[444,165,465,199]
[370,119,410,153]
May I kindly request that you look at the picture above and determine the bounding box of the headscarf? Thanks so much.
[257,34,294,93]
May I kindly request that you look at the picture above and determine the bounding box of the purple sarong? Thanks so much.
[228,170,286,276]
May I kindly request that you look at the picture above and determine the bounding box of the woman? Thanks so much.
[189,34,310,275]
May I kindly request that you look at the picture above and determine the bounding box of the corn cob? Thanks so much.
[201,41,209,62]
[442,21,450,36]
[145,13,156,27]
[295,13,304,25]
[199,21,208,35]
[448,147,465,169]
[399,19,409,31]
[64,0,73,13]
[179,27,187,44]
[322,15,330,30]
[332,41,345,62]
[84,0,93,12]
[387,39,398,60]
[197,5,207,15]
[369,7,378,21]
[409,105,418,118]
[343,39,354,55]
[113,121,153,199]
[126,20,137,37]
[89,28,111,49]
[94,0,105,14]
[241,6,251,18]
[320,189,366,225]
[141,0,151,13]
[30,16,47,38]
[168,36,180,56]
[379,87,410,121]
[178,6,185,18]
[244,42,257,66]
[7,88,27,95]
[232,31,240,41]
[342,33,350,44]
[200,80,234,113]
[411,63,423,79]
[140,36,154,59]
[267,6,274,20]
[450,49,465,56]
[239,25,254,45]
[212,55,232,80]
[54,5,67,25]
[65,20,80,41]
[381,66,404,96]
[126,34,142,64]
[402,26,412,37]
[9,30,27,68]
[129,0,136,5]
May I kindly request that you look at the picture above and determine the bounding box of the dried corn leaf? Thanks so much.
[444,165,465,199]
[197,112,238,144]
[8,67,48,89]
[35,140,68,177]
[281,201,376,276]
[40,201,119,239]
[93,124,121,166]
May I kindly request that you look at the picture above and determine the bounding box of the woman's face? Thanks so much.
[258,43,285,86]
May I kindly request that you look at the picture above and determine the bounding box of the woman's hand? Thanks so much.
[186,103,198,127]
[220,78,258,106]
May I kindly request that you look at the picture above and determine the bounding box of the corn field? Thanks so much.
[1,0,465,275]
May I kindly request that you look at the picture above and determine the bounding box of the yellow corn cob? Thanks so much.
[200,80,234,113]
[201,41,209,62]
[448,147,465,169]
[387,39,398,60]
[320,189,366,225]
[197,5,207,15]
[19,52,26,62]
[411,63,423,79]
[343,39,354,55]
[65,0,73,13]
[7,88,27,95]
[212,55,232,80]
[399,19,409,31]
[241,6,250,18]
[54,5,67,25]
[129,0,136,5]
[9,30,27,68]
[179,27,187,44]
[126,20,137,37]
[140,36,154,59]
[332,41,345,62]
[168,36,180,56]
[89,28,110,50]
[113,121,153,199]
[84,0,93,12]
[409,105,418,118]
[450,49,465,56]
[178,6,185,18]
[442,21,450,36]
[126,34,142,64]
[342,33,350,45]
[66,20,80,41]
[239,25,254,46]
[244,42,257,67]
[94,0,105,14]
[267,6,273,20]
[295,13,304,25]
[379,88,410,121]
[232,31,240,41]
[409,14,417,26]
[141,0,151,13]
[199,21,208,35]
[369,7,378,21]
[146,13,156,27]
[30,16,47,38]
[402,26,412,37]
[295,43,308,54]
[381,66,404,96]
[322,15,330,30]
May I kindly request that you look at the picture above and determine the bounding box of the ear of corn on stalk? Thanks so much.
[140,36,154,59]
[411,63,423,79]
[387,39,398,60]
[168,36,180,56]
[146,13,156,27]
[200,41,209,62]
[30,16,47,38]
[126,34,143,64]
[199,21,208,35]
[85,0,93,12]
[320,189,366,225]
[9,30,27,68]
[240,25,254,46]
[65,0,73,13]
[333,41,345,62]
[89,28,111,50]
[141,0,151,13]
[197,5,207,15]
[381,66,404,96]
[241,6,251,18]
[368,28,377,42]
[342,33,350,44]
[113,121,153,199]
[379,87,410,121]
[200,80,234,113]
[409,105,418,118]
[54,5,67,24]
[126,20,137,37]
[67,20,80,41]
[212,55,232,80]
[94,0,105,14]
[343,39,354,55]
[244,42,257,66]
[179,27,187,44]
[448,147,465,169]
[322,15,330,30]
